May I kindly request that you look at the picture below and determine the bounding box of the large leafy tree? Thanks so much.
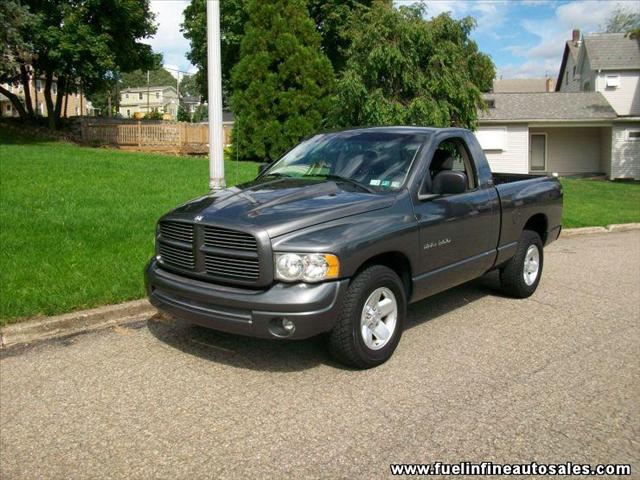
[179,73,199,98]
[602,4,640,34]
[181,0,372,102]
[328,3,495,129]
[0,0,37,118]
[230,0,335,161]
[120,68,176,89]
[1,0,158,127]
[182,0,246,104]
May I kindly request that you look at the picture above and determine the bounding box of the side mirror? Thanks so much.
[432,170,467,195]
[258,162,270,175]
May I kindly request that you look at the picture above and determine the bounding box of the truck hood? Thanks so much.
[164,177,395,238]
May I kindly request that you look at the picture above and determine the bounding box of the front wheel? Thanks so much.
[328,265,406,369]
[500,230,544,298]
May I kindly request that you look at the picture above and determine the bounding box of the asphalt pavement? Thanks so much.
[1,231,639,479]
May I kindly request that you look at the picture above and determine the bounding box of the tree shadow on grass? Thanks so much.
[0,120,73,145]
[147,271,507,373]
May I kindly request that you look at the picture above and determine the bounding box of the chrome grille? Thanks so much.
[204,254,260,281]
[159,222,194,243]
[158,242,195,270]
[203,226,258,251]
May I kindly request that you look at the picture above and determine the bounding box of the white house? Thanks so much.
[119,86,179,119]
[477,32,640,180]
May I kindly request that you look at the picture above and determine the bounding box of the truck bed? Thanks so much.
[492,173,549,185]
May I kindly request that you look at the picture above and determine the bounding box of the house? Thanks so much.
[477,31,640,180]
[119,86,179,119]
[1,76,94,118]
[492,77,555,93]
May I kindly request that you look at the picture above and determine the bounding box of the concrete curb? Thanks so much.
[0,299,157,349]
[562,223,640,237]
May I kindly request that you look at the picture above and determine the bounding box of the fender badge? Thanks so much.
[194,215,203,222]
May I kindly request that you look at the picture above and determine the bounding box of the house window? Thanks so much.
[75,106,79,115]
[572,66,576,77]
[52,82,57,94]
[628,131,640,141]
[36,80,42,92]
[37,102,43,114]
[155,91,160,99]
[6,104,11,112]
[139,92,143,100]
[605,75,620,88]
[126,109,131,117]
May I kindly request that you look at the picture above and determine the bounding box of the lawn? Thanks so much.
[1,129,639,324]
[560,178,640,228]
[0,129,259,324]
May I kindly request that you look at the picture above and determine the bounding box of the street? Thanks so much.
[1,231,639,479]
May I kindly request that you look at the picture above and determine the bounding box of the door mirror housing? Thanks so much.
[432,170,467,195]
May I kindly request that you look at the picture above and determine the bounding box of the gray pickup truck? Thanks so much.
[145,127,562,368]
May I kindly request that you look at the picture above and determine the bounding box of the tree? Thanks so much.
[182,0,247,103]
[192,104,208,123]
[3,0,158,128]
[306,0,376,73]
[0,0,36,119]
[120,68,176,89]
[230,0,335,161]
[177,104,191,122]
[328,4,495,129]
[179,73,199,98]
[181,0,373,102]
[602,4,640,34]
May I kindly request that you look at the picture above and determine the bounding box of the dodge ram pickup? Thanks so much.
[145,127,563,368]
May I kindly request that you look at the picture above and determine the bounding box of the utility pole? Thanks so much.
[207,0,225,190]
[146,70,150,114]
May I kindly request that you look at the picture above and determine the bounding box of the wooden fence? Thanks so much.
[81,121,231,154]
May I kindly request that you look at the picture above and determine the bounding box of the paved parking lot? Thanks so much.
[1,231,639,479]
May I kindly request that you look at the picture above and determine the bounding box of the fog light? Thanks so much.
[282,318,295,333]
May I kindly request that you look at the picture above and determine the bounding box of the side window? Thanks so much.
[423,138,477,194]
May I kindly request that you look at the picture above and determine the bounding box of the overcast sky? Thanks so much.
[145,0,639,80]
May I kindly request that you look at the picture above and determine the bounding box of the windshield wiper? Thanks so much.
[263,172,294,178]
[307,174,375,194]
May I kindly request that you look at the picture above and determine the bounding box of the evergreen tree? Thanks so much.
[230,0,335,161]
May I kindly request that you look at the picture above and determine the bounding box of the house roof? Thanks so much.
[120,85,177,93]
[493,78,555,93]
[479,92,617,122]
[556,40,581,91]
[582,33,640,70]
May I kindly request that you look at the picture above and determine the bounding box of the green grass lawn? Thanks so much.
[560,178,640,228]
[0,129,259,324]
[1,128,639,324]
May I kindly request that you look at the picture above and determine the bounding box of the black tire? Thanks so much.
[500,230,544,298]
[328,265,406,369]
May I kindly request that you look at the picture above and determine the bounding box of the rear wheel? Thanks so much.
[500,230,544,298]
[328,265,406,369]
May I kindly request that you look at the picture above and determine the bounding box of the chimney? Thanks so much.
[546,77,553,92]
[572,29,580,44]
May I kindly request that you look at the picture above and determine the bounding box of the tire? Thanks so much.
[500,230,544,298]
[328,265,406,369]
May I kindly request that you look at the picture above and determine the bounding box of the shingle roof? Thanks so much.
[493,78,554,93]
[479,92,617,122]
[583,33,640,70]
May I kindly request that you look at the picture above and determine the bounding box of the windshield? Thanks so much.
[264,131,425,192]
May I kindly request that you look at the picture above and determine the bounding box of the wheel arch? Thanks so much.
[353,251,413,300]
[523,213,548,244]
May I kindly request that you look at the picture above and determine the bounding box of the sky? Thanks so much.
[145,0,639,81]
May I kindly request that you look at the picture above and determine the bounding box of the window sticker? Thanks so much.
[369,179,381,186]
[381,180,391,187]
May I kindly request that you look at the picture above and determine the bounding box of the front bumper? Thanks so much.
[145,259,349,339]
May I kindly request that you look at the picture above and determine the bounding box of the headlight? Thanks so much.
[275,253,340,283]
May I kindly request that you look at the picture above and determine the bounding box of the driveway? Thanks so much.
[1,231,639,479]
